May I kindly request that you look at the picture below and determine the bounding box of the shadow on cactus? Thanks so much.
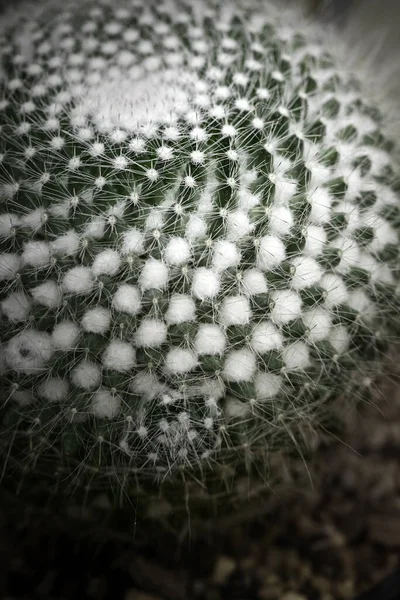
[0,0,399,534]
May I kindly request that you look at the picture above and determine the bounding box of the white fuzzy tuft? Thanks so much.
[331,236,360,274]
[254,372,282,400]
[164,347,198,374]
[134,319,167,347]
[200,378,226,403]
[165,294,196,324]
[0,253,21,281]
[83,217,106,239]
[282,341,311,370]
[191,267,220,300]
[121,227,145,254]
[221,124,237,138]
[21,241,50,268]
[145,209,164,231]
[0,213,20,238]
[139,258,169,291]
[50,230,80,256]
[238,189,260,211]
[156,145,174,161]
[81,307,111,334]
[5,330,54,374]
[1,291,32,322]
[130,370,165,400]
[9,389,35,407]
[365,214,397,253]
[212,240,241,271]
[90,142,105,156]
[335,202,360,233]
[224,397,250,419]
[37,377,69,402]
[290,256,322,290]
[304,225,327,257]
[347,289,375,318]
[102,340,136,372]
[195,324,227,355]
[268,206,293,236]
[63,266,94,295]
[52,321,80,350]
[358,252,381,282]
[329,326,350,355]
[302,308,332,342]
[92,249,121,277]
[250,321,283,353]
[257,235,286,271]
[190,150,205,164]
[198,191,214,213]
[320,273,348,308]
[274,177,297,205]
[185,214,208,240]
[20,208,45,231]
[270,290,302,325]
[241,269,268,295]
[164,237,191,265]
[112,284,142,315]
[308,188,332,224]
[219,295,252,326]
[31,281,62,309]
[113,155,129,170]
[129,137,145,153]
[223,348,256,382]
[71,360,102,390]
[91,388,121,419]
[226,211,253,241]
[49,201,70,220]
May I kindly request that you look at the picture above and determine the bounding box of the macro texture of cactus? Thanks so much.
[0,0,399,524]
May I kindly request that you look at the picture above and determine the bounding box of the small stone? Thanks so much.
[264,573,281,585]
[129,557,187,600]
[258,587,283,600]
[313,576,332,593]
[212,555,236,585]
[335,579,354,599]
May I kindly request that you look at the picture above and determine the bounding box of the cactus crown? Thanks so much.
[0,0,399,521]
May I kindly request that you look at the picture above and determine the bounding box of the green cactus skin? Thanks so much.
[0,0,399,528]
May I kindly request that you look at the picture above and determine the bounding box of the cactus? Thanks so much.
[0,0,399,528]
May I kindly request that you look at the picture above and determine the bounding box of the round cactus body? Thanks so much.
[0,0,399,524]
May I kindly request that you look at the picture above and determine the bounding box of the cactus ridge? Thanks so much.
[0,0,399,517]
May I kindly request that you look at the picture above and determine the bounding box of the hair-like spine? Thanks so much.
[0,0,399,530]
